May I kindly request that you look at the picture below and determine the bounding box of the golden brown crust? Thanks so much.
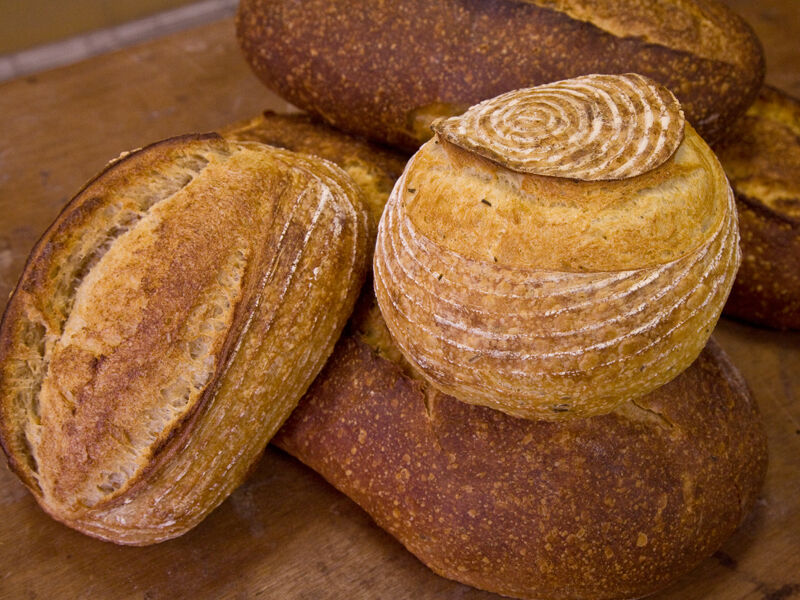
[374,78,739,420]
[0,133,370,544]
[236,0,764,149]
[273,308,767,600]
[714,86,800,329]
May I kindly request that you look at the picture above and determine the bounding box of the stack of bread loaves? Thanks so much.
[0,0,788,598]
[233,0,785,592]
[225,75,774,598]
[267,76,767,599]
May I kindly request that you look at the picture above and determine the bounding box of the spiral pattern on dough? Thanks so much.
[432,73,685,181]
[375,74,739,420]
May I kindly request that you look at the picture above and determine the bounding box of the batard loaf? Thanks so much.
[0,133,370,544]
[374,74,740,420]
[273,292,767,600]
[714,85,800,330]
[236,0,764,149]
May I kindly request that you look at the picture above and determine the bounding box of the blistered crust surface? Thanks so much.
[0,134,369,543]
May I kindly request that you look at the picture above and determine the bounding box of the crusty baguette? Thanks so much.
[236,0,764,149]
[374,75,739,419]
[273,293,767,600]
[0,133,370,544]
[714,85,800,330]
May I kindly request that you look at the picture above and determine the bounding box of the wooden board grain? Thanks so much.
[0,4,798,599]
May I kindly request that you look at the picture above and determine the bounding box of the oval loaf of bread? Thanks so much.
[0,133,369,544]
[236,0,764,149]
[374,74,740,419]
[714,86,800,330]
[274,294,767,600]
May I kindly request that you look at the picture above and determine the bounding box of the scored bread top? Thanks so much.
[374,75,739,419]
[0,133,369,541]
[432,74,685,181]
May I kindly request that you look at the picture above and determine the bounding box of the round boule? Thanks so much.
[374,75,739,419]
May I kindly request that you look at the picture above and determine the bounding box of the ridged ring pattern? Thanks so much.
[375,76,739,420]
[432,73,685,181]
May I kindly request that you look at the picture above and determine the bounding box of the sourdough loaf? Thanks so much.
[236,0,764,149]
[374,75,740,419]
[714,86,800,330]
[273,292,767,600]
[0,133,369,544]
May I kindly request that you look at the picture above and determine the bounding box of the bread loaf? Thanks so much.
[714,86,800,330]
[0,133,369,544]
[374,75,739,419]
[236,0,764,149]
[273,293,768,600]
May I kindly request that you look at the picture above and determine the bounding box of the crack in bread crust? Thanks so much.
[715,86,800,329]
[521,0,755,70]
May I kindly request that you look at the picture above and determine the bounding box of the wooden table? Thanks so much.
[0,3,798,598]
